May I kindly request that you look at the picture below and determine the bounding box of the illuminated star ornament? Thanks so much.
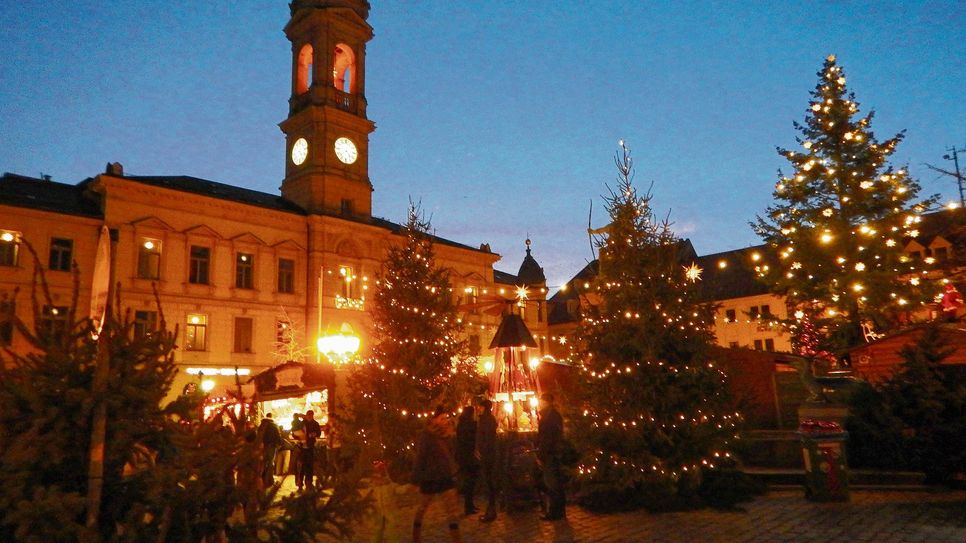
[683,262,703,283]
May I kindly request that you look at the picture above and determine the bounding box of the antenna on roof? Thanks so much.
[40,173,52,182]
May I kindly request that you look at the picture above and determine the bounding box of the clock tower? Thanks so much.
[280,0,375,217]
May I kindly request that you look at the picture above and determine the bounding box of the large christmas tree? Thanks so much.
[573,143,737,508]
[754,55,938,349]
[347,205,481,480]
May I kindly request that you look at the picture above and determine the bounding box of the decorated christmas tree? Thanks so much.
[754,55,938,350]
[347,204,481,480]
[572,143,738,509]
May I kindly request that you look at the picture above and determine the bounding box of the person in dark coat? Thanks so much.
[290,413,305,488]
[411,405,462,543]
[300,410,322,489]
[258,413,283,487]
[454,404,479,515]
[475,398,498,522]
[537,393,565,521]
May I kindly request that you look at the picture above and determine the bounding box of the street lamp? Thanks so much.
[317,322,361,364]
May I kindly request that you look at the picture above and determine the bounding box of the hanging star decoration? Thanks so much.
[515,285,529,307]
[683,262,703,283]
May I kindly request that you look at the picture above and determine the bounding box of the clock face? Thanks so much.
[334,137,358,164]
[291,137,308,166]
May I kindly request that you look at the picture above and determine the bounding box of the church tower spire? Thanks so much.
[279,0,375,216]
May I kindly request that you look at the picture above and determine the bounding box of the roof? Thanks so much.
[0,173,103,218]
[493,269,518,285]
[692,244,772,301]
[2,170,491,256]
[517,245,546,285]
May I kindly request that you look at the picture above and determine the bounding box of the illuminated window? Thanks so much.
[138,238,161,279]
[234,317,253,353]
[39,305,68,344]
[189,246,210,285]
[134,310,157,339]
[276,319,292,345]
[339,265,356,299]
[277,258,295,293]
[0,230,21,267]
[465,286,479,314]
[333,43,355,93]
[48,238,73,272]
[235,253,254,289]
[296,43,313,94]
[185,314,207,351]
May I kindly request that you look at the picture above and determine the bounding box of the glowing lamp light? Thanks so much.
[484,361,494,373]
[0,232,14,242]
[190,315,200,324]
[794,310,805,320]
[529,358,540,370]
[200,379,216,393]
[820,233,833,244]
[717,260,727,269]
[503,402,514,414]
[317,323,361,362]
[751,252,761,262]
[529,396,539,408]
[143,240,155,250]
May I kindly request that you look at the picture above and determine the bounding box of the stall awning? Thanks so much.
[249,361,336,401]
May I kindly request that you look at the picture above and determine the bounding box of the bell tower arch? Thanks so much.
[280,0,375,217]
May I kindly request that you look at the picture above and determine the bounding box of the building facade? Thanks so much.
[0,1,551,404]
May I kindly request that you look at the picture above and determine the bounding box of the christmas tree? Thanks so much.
[754,55,938,349]
[573,143,737,509]
[0,244,371,542]
[347,204,481,480]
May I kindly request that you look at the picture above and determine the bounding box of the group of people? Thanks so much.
[409,393,566,543]
[257,409,334,490]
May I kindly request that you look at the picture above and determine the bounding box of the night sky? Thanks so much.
[1,1,963,287]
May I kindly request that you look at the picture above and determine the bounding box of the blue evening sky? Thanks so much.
[1,1,963,286]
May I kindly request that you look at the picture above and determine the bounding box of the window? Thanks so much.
[340,198,353,215]
[39,305,68,343]
[278,258,295,293]
[234,317,253,353]
[750,306,761,320]
[134,310,157,338]
[189,246,210,284]
[760,305,771,318]
[0,230,21,267]
[276,319,292,345]
[339,265,356,299]
[235,253,254,289]
[934,247,949,262]
[537,302,544,323]
[333,43,355,93]
[765,338,775,352]
[0,300,15,346]
[753,339,763,351]
[138,238,161,279]
[728,341,739,349]
[468,334,481,356]
[185,314,207,351]
[48,238,73,272]
[296,43,313,94]
[725,309,736,323]
[465,286,479,314]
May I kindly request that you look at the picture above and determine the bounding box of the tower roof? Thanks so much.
[290,0,370,19]
[516,239,546,286]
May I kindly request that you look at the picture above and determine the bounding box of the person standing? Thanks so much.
[475,398,498,522]
[454,405,479,515]
[258,413,283,487]
[300,410,322,489]
[411,405,462,543]
[537,393,565,521]
[291,413,305,489]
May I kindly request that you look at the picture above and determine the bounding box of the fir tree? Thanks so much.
[754,55,938,349]
[347,204,481,480]
[573,143,737,509]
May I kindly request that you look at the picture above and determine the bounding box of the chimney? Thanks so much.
[105,162,124,176]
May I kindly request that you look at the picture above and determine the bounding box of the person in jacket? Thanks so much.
[411,405,462,543]
[537,393,565,521]
[454,404,479,515]
[475,398,498,522]
[258,413,283,486]
[300,410,321,489]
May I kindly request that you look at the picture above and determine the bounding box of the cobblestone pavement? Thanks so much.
[335,487,966,543]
